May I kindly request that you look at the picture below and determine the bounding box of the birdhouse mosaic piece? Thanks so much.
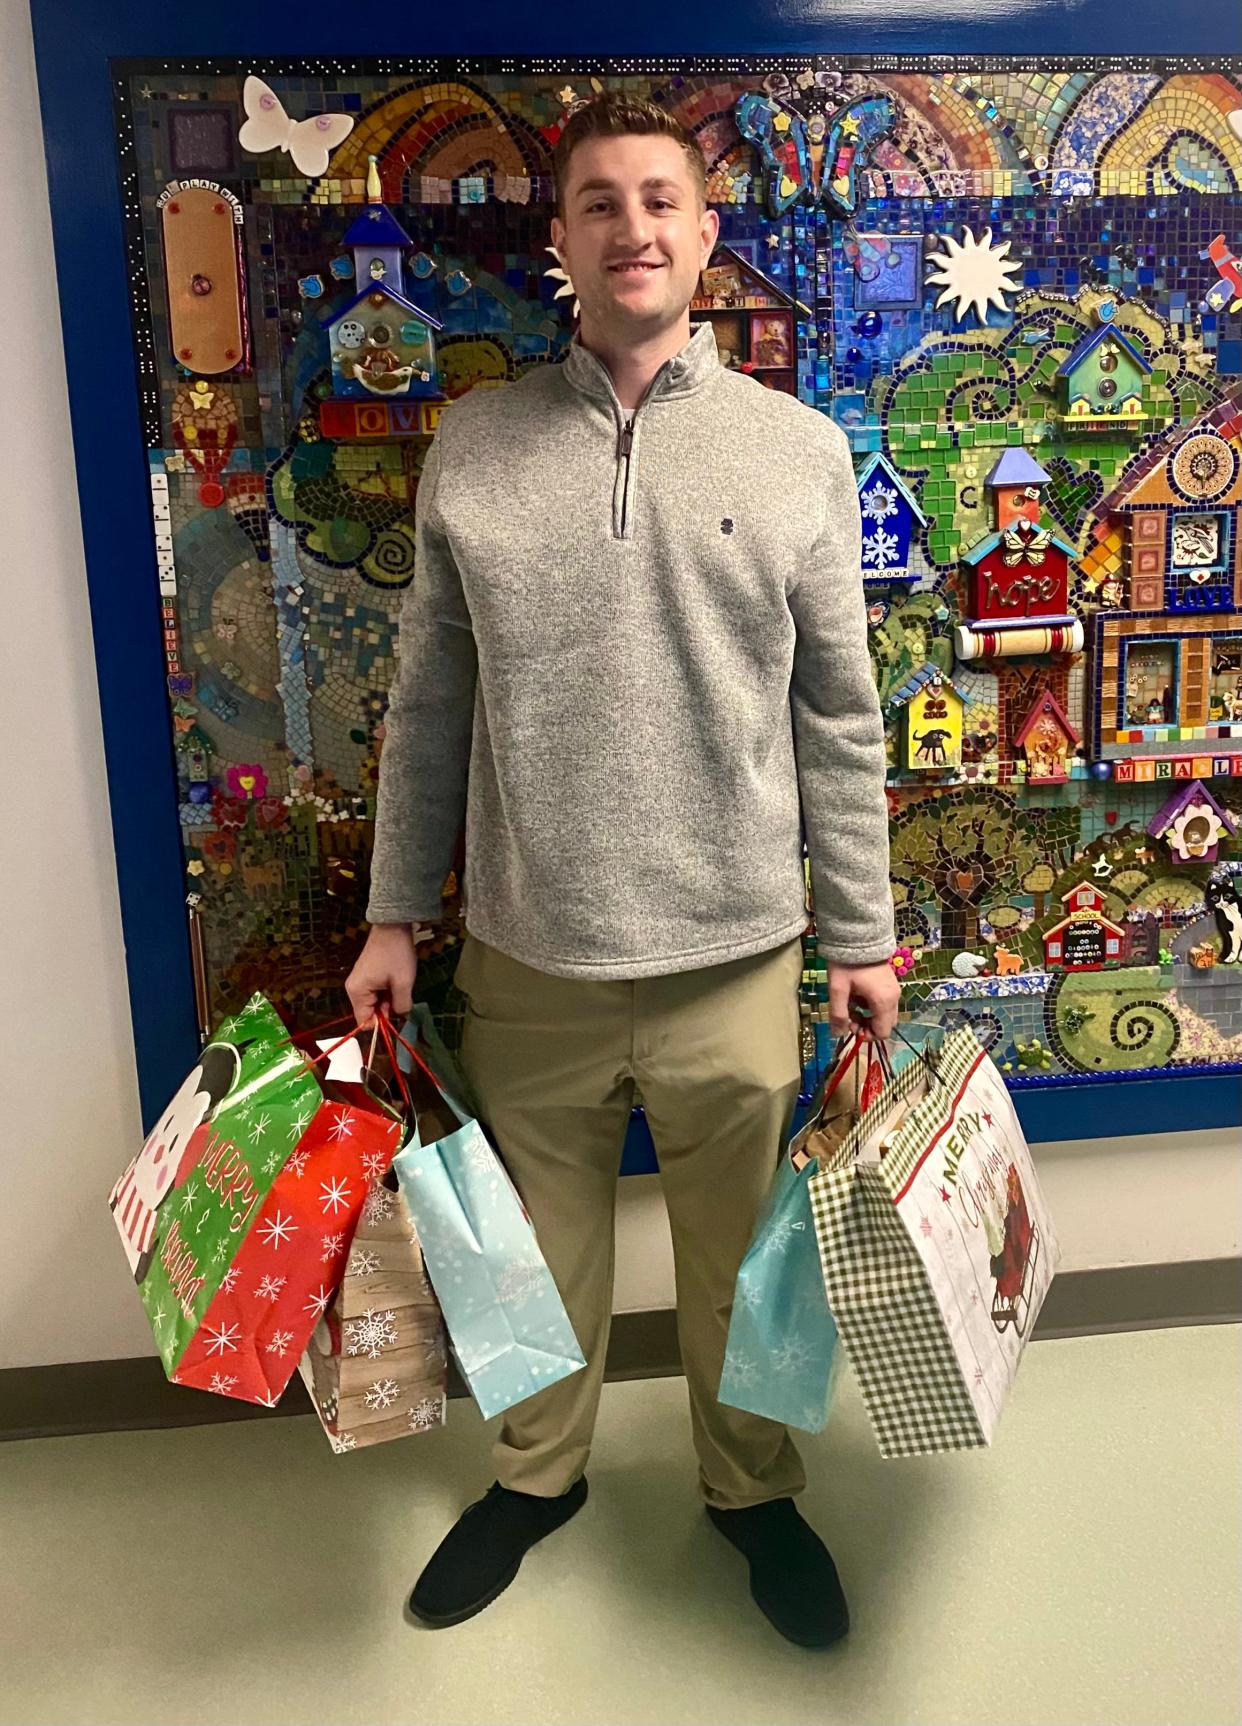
[321,166,443,406]
[690,244,809,395]
[1148,782,1239,865]
[855,452,926,582]
[1056,303,1153,428]
[955,447,1084,660]
[1013,689,1079,783]
[890,665,967,773]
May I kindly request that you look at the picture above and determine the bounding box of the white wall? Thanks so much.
[2,0,1237,1373]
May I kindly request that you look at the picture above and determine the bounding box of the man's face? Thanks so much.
[550,134,719,340]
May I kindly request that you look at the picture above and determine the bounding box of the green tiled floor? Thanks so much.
[1,1325,1239,1726]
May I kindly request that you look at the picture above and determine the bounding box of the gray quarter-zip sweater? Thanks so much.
[366,319,896,978]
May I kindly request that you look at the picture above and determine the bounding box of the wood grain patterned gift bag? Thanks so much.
[298,1167,448,1453]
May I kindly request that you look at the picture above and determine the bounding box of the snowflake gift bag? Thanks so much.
[385,1008,587,1422]
[298,1169,448,1453]
[108,993,403,1406]
[719,1032,891,1434]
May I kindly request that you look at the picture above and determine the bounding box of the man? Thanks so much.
[347,92,899,1647]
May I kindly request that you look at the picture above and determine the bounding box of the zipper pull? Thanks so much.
[620,418,634,457]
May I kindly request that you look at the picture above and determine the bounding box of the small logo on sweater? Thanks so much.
[720,518,734,535]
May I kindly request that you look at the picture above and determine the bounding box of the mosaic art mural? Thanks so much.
[114,55,1242,1093]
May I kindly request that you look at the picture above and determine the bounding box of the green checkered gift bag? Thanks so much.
[808,1026,1061,1460]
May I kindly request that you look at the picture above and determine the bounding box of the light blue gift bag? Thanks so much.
[387,1006,586,1422]
[719,1031,900,1434]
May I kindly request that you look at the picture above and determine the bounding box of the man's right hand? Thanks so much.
[345,923,418,1028]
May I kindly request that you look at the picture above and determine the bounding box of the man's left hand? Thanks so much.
[827,959,901,1041]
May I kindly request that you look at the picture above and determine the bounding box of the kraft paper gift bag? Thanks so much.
[108,995,402,1405]
[298,1167,449,1453]
[808,1025,1061,1459]
[382,1009,587,1422]
[720,1031,903,1434]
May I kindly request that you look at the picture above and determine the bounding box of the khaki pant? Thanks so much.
[452,928,807,1511]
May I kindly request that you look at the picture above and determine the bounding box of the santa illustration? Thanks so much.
[108,1041,244,1284]
[985,1162,1039,1334]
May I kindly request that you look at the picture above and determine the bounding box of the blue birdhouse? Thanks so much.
[320,156,443,403]
[855,452,927,582]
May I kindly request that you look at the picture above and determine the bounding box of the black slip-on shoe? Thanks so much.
[408,1477,588,1628]
[707,1497,850,1648]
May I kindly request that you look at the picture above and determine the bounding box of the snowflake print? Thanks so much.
[212,1238,231,1264]
[725,1353,760,1387]
[408,1396,443,1433]
[247,1112,272,1145]
[208,1372,238,1394]
[325,1108,355,1144]
[239,996,266,1020]
[234,1096,255,1122]
[319,1177,353,1217]
[321,1233,346,1264]
[253,1389,280,1409]
[761,1217,796,1255]
[862,483,897,521]
[464,1137,496,1176]
[261,1149,282,1176]
[253,1275,286,1303]
[220,1266,240,1293]
[771,1336,814,1375]
[345,1307,398,1360]
[329,1431,358,1453]
[302,1285,333,1318]
[361,1149,388,1181]
[735,1281,765,1312]
[202,1321,242,1357]
[364,1378,400,1411]
[862,526,901,569]
[266,1330,295,1357]
[348,1247,381,1277]
[257,1211,297,1249]
[178,1180,201,1216]
[285,1148,310,1180]
[363,1184,396,1225]
[496,1263,545,1307]
[287,1103,315,1143]
[215,1016,241,1041]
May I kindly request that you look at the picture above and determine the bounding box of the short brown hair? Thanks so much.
[552,92,707,219]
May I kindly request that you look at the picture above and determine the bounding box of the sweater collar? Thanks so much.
[562,319,720,407]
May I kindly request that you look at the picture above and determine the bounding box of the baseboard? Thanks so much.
[2,1259,1238,1444]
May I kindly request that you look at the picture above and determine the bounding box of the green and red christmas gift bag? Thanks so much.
[108,994,402,1405]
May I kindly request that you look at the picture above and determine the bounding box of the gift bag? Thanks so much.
[109,995,403,1404]
[381,1010,587,1422]
[298,1169,449,1453]
[808,1026,1061,1459]
[719,1032,902,1433]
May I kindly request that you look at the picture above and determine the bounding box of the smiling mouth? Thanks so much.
[609,263,664,274]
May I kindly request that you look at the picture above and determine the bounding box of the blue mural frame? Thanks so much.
[28,1,1242,1152]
